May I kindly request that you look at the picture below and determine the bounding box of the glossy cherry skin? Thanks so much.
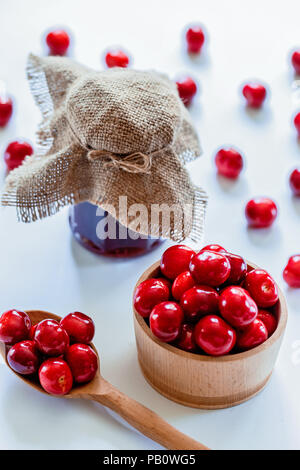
[66,343,98,383]
[189,250,231,286]
[160,245,195,280]
[222,252,247,285]
[7,340,39,375]
[156,277,172,293]
[180,286,219,322]
[29,324,38,341]
[134,279,169,317]
[39,358,73,395]
[283,255,300,287]
[215,148,243,179]
[172,271,195,300]
[0,310,31,345]
[150,301,184,343]
[257,309,277,337]
[105,50,129,68]
[244,269,278,308]
[242,83,266,108]
[289,168,300,196]
[176,77,197,106]
[219,286,258,328]
[236,319,268,351]
[186,26,205,54]
[46,30,70,55]
[200,244,227,253]
[194,315,236,356]
[294,113,300,138]
[60,312,95,344]
[176,323,198,352]
[292,51,300,75]
[34,319,69,356]
[0,97,13,127]
[4,140,33,171]
[245,197,277,228]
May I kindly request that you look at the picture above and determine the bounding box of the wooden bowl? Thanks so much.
[133,260,287,409]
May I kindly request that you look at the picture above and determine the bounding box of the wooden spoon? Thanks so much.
[0,310,209,450]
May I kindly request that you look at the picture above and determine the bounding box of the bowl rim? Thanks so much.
[133,259,288,363]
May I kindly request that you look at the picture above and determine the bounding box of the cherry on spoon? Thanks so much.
[0,310,209,450]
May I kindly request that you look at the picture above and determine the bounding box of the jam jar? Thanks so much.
[69,202,164,257]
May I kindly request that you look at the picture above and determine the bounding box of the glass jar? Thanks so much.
[69,201,164,257]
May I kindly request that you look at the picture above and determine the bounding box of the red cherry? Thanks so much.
[156,277,172,292]
[219,286,258,328]
[236,319,268,351]
[294,112,300,138]
[176,323,197,352]
[66,343,98,383]
[194,315,236,356]
[39,358,73,395]
[105,50,129,68]
[60,312,95,344]
[222,252,247,285]
[189,251,231,286]
[242,83,266,108]
[180,286,219,322]
[289,168,300,196]
[200,244,227,253]
[4,140,33,171]
[7,340,39,375]
[150,301,184,343]
[257,310,277,337]
[46,30,70,56]
[172,271,195,300]
[283,255,300,287]
[34,319,69,356]
[29,324,38,341]
[160,245,195,280]
[292,50,300,75]
[176,77,197,106]
[215,148,243,179]
[245,197,277,228]
[134,279,169,317]
[0,310,31,345]
[244,269,278,308]
[0,97,13,127]
[186,26,205,54]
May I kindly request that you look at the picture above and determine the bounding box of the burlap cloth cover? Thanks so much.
[2,54,207,242]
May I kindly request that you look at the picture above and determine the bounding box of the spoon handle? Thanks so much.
[84,380,209,450]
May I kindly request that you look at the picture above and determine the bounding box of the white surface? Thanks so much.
[0,0,300,450]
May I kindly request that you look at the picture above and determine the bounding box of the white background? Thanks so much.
[0,0,300,450]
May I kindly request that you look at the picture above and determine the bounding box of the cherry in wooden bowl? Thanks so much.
[133,261,287,410]
[0,310,208,450]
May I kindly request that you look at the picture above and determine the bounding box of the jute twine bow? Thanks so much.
[87,149,152,174]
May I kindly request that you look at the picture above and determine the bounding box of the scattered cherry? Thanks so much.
[223,252,247,285]
[283,255,300,287]
[185,26,205,54]
[172,271,195,300]
[291,50,300,75]
[245,197,277,228]
[194,315,236,356]
[0,310,31,345]
[4,140,33,171]
[0,96,13,127]
[219,286,258,328]
[34,319,69,356]
[105,50,129,68]
[257,310,277,337]
[160,245,195,280]
[294,112,300,138]
[242,83,266,108]
[180,285,219,322]
[189,250,231,286]
[39,358,73,395]
[215,148,243,179]
[134,279,169,317]
[289,168,300,196]
[176,323,197,352]
[60,312,95,344]
[176,77,197,106]
[244,269,278,308]
[236,319,268,351]
[66,344,98,383]
[46,30,70,56]
[7,340,39,375]
[200,244,227,253]
[150,301,184,343]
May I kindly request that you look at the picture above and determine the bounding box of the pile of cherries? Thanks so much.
[134,244,279,357]
[0,310,97,395]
